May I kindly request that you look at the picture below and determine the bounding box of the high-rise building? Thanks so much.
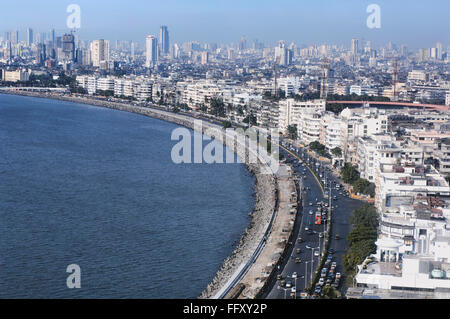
[36,43,46,65]
[172,43,180,59]
[275,41,288,66]
[131,42,135,61]
[201,51,209,65]
[90,39,110,67]
[160,26,169,55]
[145,35,158,67]
[238,36,247,51]
[436,42,443,60]
[61,33,75,62]
[50,29,55,45]
[26,28,33,47]
[11,30,19,45]
[351,38,359,55]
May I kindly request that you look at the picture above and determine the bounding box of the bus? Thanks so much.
[315,212,322,225]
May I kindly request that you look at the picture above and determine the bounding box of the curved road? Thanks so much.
[264,142,364,299]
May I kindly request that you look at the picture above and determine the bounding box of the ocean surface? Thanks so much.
[0,94,255,299]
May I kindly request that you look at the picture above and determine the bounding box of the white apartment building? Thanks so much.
[278,99,326,136]
[145,35,158,68]
[408,70,428,83]
[97,77,114,92]
[355,196,450,295]
[1,69,30,82]
[324,113,343,151]
[90,39,110,67]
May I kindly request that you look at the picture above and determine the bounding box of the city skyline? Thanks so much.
[0,0,449,49]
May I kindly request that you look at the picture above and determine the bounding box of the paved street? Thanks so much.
[264,141,364,299]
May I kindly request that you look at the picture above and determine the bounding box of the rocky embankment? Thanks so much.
[199,164,276,299]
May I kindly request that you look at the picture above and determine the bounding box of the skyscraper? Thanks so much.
[50,29,55,45]
[61,33,75,62]
[11,30,19,45]
[351,38,359,55]
[436,42,443,60]
[27,28,33,47]
[160,26,169,55]
[90,39,110,67]
[145,35,158,67]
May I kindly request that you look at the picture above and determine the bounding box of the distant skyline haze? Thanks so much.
[0,0,448,49]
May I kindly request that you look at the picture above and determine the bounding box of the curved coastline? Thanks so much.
[0,91,278,299]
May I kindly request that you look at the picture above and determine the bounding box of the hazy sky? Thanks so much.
[1,0,449,49]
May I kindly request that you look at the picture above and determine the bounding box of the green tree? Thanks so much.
[287,125,298,140]
[353,178,376,198]
[343,204,378,281]
[209,98,226,117]
[222,121,232,129]
[331,147,342,158]
[341,163,360,184]
[243,113,257,126]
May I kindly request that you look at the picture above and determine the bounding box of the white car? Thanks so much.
[292,272,297,279]
[314,251,320,257]
[291,287,297,294]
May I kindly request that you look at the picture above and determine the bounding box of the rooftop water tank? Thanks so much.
[431,269,444,279]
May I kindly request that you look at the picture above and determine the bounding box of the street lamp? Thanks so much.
[305,261,310,290]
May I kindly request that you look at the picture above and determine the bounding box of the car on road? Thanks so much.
[297,237,303,243]
[314,251,320,257]
[331,262,337,268]
[305,226,309,231]
[291,287,296,294]
[319,233,324,238]
[309,210,314,215]
[309,202,313,206]
[286,281,292,288]
[336,272,342,280]
[292,272,297,279]
[295,258,301,263]
[318,278,325,286]
[296,248,301,254]
[329,248,335,254]
[335,234,340,240]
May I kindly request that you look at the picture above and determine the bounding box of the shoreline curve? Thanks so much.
[0,91,278,299]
